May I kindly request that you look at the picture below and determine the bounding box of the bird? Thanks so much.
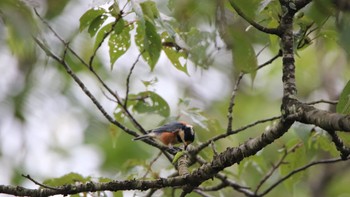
[133,121,195,150]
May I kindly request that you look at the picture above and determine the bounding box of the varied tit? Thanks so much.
[133,121,195,149]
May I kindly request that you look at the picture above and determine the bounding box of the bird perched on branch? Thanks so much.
[133,121,195,150]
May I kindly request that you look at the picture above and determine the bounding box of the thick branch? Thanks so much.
[290,101,350,132]
[279,0,297,99]
[0,119,292,196]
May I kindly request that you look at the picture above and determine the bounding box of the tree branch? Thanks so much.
[327,130,350,159]
[22,174,60,191]
[226,73,243,133]
[254,143,302,194]
[290,101,350,132]
[33,37,135,135]
[192,116,281,155]
[279,0,297,100]
[259,157,349,196]
[228,0,281,35]
[227,51,281,133]
[33,36,175,154]
[34,8,148,135]
[124,52,143,108]
[0,118,292,196]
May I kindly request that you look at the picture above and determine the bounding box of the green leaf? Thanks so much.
[43,172,90,187]
[258,0,273,13]
[279,139,305,191]
[109,20,131,69]
[144,20,162,68]
[79,8,107,32]
[231,30,257,81]
[94,22,113,51]
[130,91,170,117]
[44,0,70,19]
[108,3,121,17]
[99,177,113,182]
[140,1,160,22]
[336,80,350,114]
[88,14,108,37]
[142,77,158,88]
[172,151,185,163]
[232,0,259,19]
[161,32,189,74]
[135,20,162,70]
[185,28,213,68]
[114,18,126,34]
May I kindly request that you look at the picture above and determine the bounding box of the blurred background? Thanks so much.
[1,0,350,196]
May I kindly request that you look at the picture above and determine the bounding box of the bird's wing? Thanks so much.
[152,122,184,134]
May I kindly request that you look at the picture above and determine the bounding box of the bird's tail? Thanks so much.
[133,134,151,141]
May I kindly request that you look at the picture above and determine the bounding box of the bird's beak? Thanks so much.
[184,141,190,150]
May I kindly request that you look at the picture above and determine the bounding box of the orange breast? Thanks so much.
[158,132,178,145]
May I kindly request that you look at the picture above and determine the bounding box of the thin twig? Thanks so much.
[195,155,253,195]
[259,157,349,196]
[192,115,281,154]
[89,14,122,67]
[227,73,244,133]
[35,35,176,161]
[145,189,158,197]
[327,130,350,159]
[22,174,60,191]
[228,0,281,35]
[306,99,338,105]
[34,8,147,134]
[193,189,215,197]
[124,52,143,108]
[199,182,226,191]
[254,143,302,194]
[256,43,270,57]
[226,51,281,133]
[210,141,218,156]
[33,37,136,135]
[257,50,282,70]
[142,151,163,179]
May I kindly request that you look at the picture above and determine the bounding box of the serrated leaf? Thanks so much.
[337,80,350,114]
[79,8,107,32]
[94,22,113,51]
[43,172,90,187]
[130,91,170,117]
[135,20,161,70]
[88,14,108,37]
[109,20,131,69]
[231,30,257,81]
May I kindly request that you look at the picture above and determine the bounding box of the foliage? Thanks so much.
[1,0,350,196]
